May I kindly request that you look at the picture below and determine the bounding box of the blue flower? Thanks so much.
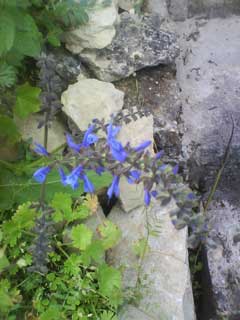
[187,193,196,201]
[66,134,81,152]
[107,123,121,140]
[82,174,94,193]
[82,125,98,147]
[144,189,151,206]
[155,150,164,159]
[64,165,83,190]
[58,167,67,186]
[109,140,127,162]
[96,166,105,176]
[34,143,49,156]
[134,140,152,153]
[127,170,141,184]
[107,175,120,199]
[151,190,158,198]
[33,166,51,183]
[106,123,127,162]
[172,164,179,175]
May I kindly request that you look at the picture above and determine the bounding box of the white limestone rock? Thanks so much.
[61,78,124,131]
[64,0,118,54]
[16,114,66,152]
[108,201,196,320]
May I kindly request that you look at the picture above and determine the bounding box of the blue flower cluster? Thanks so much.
[33,122,179,207]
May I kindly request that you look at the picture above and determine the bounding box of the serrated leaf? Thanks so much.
[100,310,118,320]
[98,264,121,297]
[0,115,20,144]
[98,220,121,250]
[81,240,105,265]
[0,12,15,56]
[2,202,37,246]
[12,13,42,57]
[71,224,93,250]
[51,192,72,223]
[0,62,16,87]
[84,194,98,214]
[14,83,41,119]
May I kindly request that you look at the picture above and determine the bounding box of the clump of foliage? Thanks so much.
[0,0,98,150]
[0,195,122,319]
[0,0,95,88]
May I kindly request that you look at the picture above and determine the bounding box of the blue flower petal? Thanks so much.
[127,170,141,184]
[107,123,121,140]
[155,150,164,159]
[33,166,51,183]
[82,125,98,147]
[96,166,105,176]
[151,190,158,198]
[134,140,151,153]
[58,167,67,186]
[107,176,120,199]
[82,174,94,193]
[144,190,151,206]
[65,165,83,190]
[86,133,98,145]
[34,143,49,156]
[172,164,179,175]
[66,134,81,152]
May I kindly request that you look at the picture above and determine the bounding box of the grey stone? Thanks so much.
[61,78,124,131]
[118,305,153,320]
[64,0,118,54]
[145,0,169,20]
[80,12,180,82]
[15,114,66,152]
[188,0,240,18]
[168,0,189,21]
[176,16,240,317]
[118,0,135,11]
[206,201,240,318]
[108,201,196,320]
[177,16,240,202]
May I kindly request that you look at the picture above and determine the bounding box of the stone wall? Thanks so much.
[188,0,240,17]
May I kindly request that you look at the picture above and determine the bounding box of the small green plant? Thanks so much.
[0,194,122,319]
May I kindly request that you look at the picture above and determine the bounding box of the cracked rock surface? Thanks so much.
[80,12,180,81]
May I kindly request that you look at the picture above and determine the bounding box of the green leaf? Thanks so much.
[100,310,118,320]
[51,192,72,223]
[39,304,62,320]
[98,220,121,250]
[0,115,20,144]
[0,61,16,87]
[98,264,121,297]
[71,224,93,251]
[81,240,105,265]
[0,11,15,56]
[14,83,41,119]
[12,13,42,57]
[2,202,37,246]
[0,251,10,272]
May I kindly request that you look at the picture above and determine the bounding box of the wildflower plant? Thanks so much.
[33,115,204,245]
